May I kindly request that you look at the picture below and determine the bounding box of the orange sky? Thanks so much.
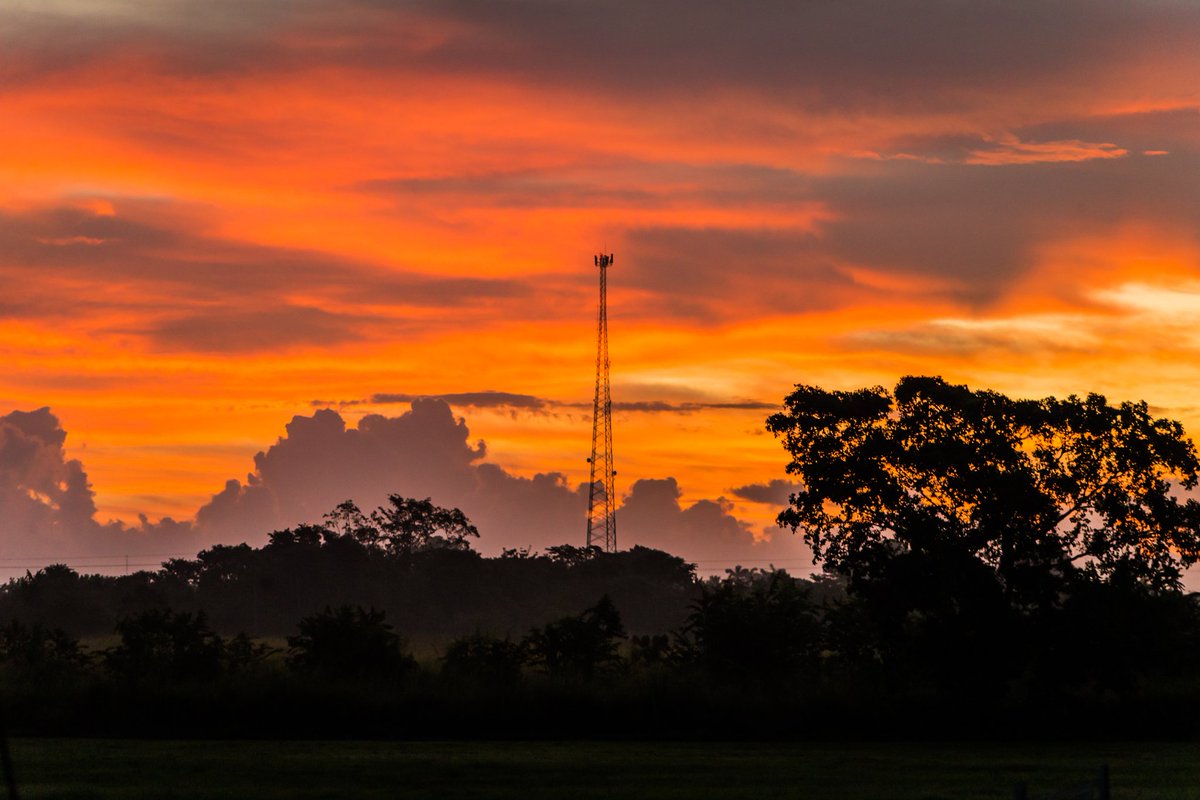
[2,0,1200,573]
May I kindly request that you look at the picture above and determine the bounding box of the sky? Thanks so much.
[2,0,1200,577]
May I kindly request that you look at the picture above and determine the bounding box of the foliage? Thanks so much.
[680,569,822,682]
[327,495,479,556]
[287,605,415,682]
[441,632,526,684]
[544,544,603,566]
[766,376,1200,599]
[104,609,225,683]
[525,595,626,680]
[0,619,88,682]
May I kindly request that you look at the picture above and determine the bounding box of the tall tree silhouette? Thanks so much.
[767,376,1200,603]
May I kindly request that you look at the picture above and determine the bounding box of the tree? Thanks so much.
[287,605,415,682]
[680,569,821,682]
[766,376,1200,601]
[524,596,626,680]
[441,632,526,684]
[324,496,479,556]
[0,620,88,682]
[105,609,225,683]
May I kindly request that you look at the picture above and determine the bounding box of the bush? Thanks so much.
[287,605,415,682]
[105,609,225,683]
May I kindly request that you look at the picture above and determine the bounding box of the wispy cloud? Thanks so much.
[324,392,775,415]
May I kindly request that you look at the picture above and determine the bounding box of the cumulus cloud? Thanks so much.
[192,400,787,564]
[618,477,808,567]
[0,408,199,567]
[0,401,794,570]
[730,479,801,506]
[0,408,97,555]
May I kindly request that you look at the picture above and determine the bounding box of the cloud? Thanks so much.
[8,1,1197,124]
[404,0,1200,114]
[966,136,1127,166]
[0,408,97,554]
[612,401,777,413]
[622,226,860,322]
[358,171,664,210]
[808,151,1200,307]
[0,202,535,351]
[147,306,362,353]
[618,477,807,566]
[842,315,1102,358]
[195,401,487,538]
[335,391,776,415]
[191,400,790,564]
[0,408,199,567]
[730,479,801,506]
[366,392,549,411]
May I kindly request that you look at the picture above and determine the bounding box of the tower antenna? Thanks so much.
[586,252,617,552]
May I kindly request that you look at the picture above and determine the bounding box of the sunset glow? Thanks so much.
[3,0,1200,574]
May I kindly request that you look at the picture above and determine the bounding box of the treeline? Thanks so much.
[4,561,1200,739]
[0,497,697,639]
[5,490,1200,739]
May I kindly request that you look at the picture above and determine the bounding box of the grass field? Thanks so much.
[7,738,1200,799]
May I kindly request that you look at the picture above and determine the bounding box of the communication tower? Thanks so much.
[586,252,617,551]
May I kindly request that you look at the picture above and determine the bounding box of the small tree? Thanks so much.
[524,596,626,680]
[441,633,526,684]
[322,496,479,556]
[0,620,88,682]
[681,569,821,682]
[105,609,225,683]
[372,496,478,555]
[287,605,414,682]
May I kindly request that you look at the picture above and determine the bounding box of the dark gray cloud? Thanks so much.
[730,479,801,506]
[359,172,663,210]
[403,0,1200,112]
[356,162,820,212]
[1010,107,1200,157]
[333,391,774,415]
[611,401,777,412]
[368,392,549,411]
[0,202,535,351]
[814,152,1200,306]
[623,226,858,321]
[6,1,1196,117]
[614,142,1200,320]
[146,307,362,353]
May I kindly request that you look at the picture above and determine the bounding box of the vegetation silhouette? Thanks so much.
[287,605,415,683]
[524,595,626,681]
[767,375,1200,595]
[5,379,1200,739]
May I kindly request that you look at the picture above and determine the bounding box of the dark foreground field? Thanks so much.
[8,739,1200,799]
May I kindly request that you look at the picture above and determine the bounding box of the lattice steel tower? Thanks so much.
[586,252,617,552]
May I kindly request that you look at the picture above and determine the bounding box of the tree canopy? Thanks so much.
[766,376,1200,599]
